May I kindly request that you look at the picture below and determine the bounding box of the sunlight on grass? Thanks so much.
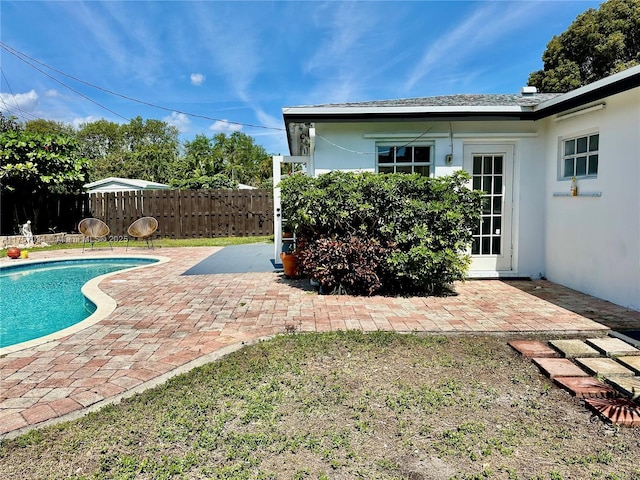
[2,332,639,479]
[0,235,273,257]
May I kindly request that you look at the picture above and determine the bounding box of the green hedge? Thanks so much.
[280,171,481,295]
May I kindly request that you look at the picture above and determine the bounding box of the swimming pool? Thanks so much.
[0,257,159,349]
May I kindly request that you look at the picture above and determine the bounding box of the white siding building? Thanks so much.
[274,66,640,311]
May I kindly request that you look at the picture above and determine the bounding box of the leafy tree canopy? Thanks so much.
[0,129,89,195]
[528,0,640,92]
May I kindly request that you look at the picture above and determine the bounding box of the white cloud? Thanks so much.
[71,116,100,129]
[190,73,205,86]
[0,89,39,112]
[209,119,242,134]
[44,89,61,97]
[163,111,191,133]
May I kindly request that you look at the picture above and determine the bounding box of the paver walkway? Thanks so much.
[2,246,640,438]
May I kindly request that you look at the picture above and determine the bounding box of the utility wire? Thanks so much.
[1,45,129,121]
[1,42,285,131]
[315,126,434,156]
[0,68,31,122]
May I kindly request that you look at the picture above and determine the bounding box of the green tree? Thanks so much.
[24,119,75,136]
[76,117,179,184]
[212,131,271,187]
[120,117,179,183]
[0,128,90,230]
[528,0,640,92]
[76,119,124,181]
[0,113,22,133]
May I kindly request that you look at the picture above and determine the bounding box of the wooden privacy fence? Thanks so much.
[89,189,274,239]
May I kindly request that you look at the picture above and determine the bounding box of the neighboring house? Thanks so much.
[83,177,170,194]
[273,65,640,311]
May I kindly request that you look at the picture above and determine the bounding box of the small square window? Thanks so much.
[561,133,598,179]
[376,144,431,176]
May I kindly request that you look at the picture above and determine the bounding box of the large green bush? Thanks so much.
[280,171,482,295]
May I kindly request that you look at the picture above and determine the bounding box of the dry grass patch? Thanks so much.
[1,331,640,479]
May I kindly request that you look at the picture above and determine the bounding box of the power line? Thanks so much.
[0,68,31,122]
[0,42,285,131]
[1,45,129,121]
[315,126,435,156]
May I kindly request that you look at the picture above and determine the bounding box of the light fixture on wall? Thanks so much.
[445,154,453,165]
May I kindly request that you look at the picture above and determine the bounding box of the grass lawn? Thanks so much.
[0,236,274,257]
[1,331,639,479]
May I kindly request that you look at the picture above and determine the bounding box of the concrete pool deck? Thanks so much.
[2,245,640,438]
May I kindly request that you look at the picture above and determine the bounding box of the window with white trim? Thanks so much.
[561,133,599,179]
[377,144,431,176]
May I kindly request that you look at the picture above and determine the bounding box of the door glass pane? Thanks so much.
[483,156,492,174]
[483,176,492,194]
[473,156,482,174]
[378,166,393,174]
[588,155,598,175]
[481,237,491,255]
[576,136,588,154]
[472,238,480,255]
[564,158,574,178]
[576,156,587,176]
[492,237,501,255]
[493,217,501,234]
[564,139,575,156]
[494,156,503,174]
[589,134,599,151]
[482,197,491,214]
[473,176,481,190]
[481,217,491,234]
[492,196,502,215]
[493,176,502,194]
[396,165,412,174]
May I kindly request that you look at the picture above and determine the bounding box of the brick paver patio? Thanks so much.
[2,246,639,438]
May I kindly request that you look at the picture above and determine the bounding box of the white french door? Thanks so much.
[463,144,514,272]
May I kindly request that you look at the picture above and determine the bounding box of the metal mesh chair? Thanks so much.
[78,218,113,252]
[126,217,158,250]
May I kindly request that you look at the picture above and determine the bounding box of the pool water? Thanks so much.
[0,258,157,348]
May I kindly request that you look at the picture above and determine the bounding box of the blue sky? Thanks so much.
[1,0,601,155]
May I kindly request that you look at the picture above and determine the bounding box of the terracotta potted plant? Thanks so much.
[280,251,299,278]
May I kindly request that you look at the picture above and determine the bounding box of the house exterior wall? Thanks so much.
[542,88,640,311]
[310,119,548,278]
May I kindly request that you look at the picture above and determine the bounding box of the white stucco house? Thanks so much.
[273,65,640,312]
[83,177,170,194]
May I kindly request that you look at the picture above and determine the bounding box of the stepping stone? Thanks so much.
[575,357,636,377]
[607,377,640,401]
[549,339,600,358]
[586,337,640,357]
[508,340,558,358]
[584,398,640,427]
[617,356,640,375]
[532,358,589,379]
[553,376,619,398]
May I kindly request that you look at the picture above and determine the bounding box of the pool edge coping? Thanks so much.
[0,254,171,356]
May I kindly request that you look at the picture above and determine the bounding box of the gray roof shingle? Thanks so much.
[292,93,563,109]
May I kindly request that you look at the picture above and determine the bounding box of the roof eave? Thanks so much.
[533,65,640,119]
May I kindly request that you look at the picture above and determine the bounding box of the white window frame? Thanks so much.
[559,131,599,180]
[376,142,433,176]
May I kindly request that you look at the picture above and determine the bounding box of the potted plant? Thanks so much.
[280,250,300,278]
